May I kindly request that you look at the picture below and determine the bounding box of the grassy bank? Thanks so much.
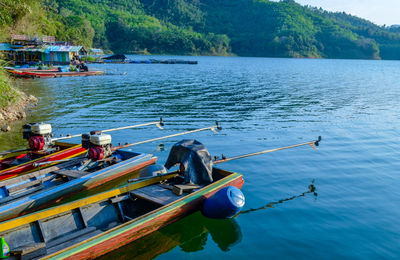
[0,67,19,108]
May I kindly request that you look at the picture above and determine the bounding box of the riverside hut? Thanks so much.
[40,45,87,64]
[0,43,12,60]
[0,35,87,65]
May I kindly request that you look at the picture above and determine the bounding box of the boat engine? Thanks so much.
[22,123,53,151]
[82,132,113,161]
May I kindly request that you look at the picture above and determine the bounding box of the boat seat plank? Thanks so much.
[53,169,88,179]
[0,185,44,205]
[7,179,42,194]
[0,159,81,187]
[46,226,96,248]
[7,174,55,194]
[110,194,130,204]
[172,184,201,196]
[46,228,102,255]
[130,185,181,206]
[12,242,46,254]
[11,242,46,260]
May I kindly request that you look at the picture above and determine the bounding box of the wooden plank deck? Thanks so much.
[130,185,182,206]
[53,169,88,179]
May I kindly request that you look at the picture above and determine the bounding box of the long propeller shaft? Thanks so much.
[113,123,221,150]
[214,136,321,164]
[52,118,164,141]
[0,148,30,157]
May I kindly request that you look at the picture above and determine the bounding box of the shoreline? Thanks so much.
[0,91,37,127]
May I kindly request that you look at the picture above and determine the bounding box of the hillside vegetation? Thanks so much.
[2,0,400,59]
[0,67,18,108]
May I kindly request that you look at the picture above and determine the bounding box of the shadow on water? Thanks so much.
[97,212,242,260]
[237,180,317,216]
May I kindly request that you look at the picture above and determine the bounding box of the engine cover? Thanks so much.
[90,133,112,146]
[88,146,104,161]
[29,135,45,151]
[31,123,52,135]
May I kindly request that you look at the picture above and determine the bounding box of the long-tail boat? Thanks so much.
[0,125,221,222]
[0,141,86,181]
[7,69,104,78]
[0,167,243,259]
[0,149,157,222]
[0,123,89,180]
[0,120,164,181]
[4,66,59,72]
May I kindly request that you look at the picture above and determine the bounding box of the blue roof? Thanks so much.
[89,48,103,53]
[43,45,84,53]
[0,43,84,53]
[0,43,11,51]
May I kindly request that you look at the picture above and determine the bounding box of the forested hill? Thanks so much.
[2,0,400,59]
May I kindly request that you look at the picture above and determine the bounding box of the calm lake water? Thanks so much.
[1,56,400,259]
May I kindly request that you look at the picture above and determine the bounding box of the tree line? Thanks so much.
[2,0,400,59]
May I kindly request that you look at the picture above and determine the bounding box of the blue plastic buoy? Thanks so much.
[202,186,245,219]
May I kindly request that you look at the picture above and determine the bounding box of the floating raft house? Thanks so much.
[0,34,87,65]
[95,54,198,64]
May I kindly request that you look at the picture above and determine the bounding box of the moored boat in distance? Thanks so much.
[4,66,59,73]
[6,68,104,78]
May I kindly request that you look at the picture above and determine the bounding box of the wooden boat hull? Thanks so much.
[5,69,29,78]
[4,67,59,72]
[0,168,243,260]
[0,142,80,166]
[0,142,87,181]
[0,151,157,221]
[8,69,104,78]
[0,150,28,163]
[95,212,241,260]
[49,170,243,259]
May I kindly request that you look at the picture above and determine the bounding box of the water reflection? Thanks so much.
[237,180,317,216]
[97,212,242,260]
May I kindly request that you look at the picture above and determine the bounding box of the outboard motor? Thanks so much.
[84,132,113,161]
[22,123,53,151]
[164,139,213,185]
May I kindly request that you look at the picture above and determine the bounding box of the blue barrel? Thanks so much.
[202,186,245,219]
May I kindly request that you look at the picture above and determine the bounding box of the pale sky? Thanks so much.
[295,0,400,26]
